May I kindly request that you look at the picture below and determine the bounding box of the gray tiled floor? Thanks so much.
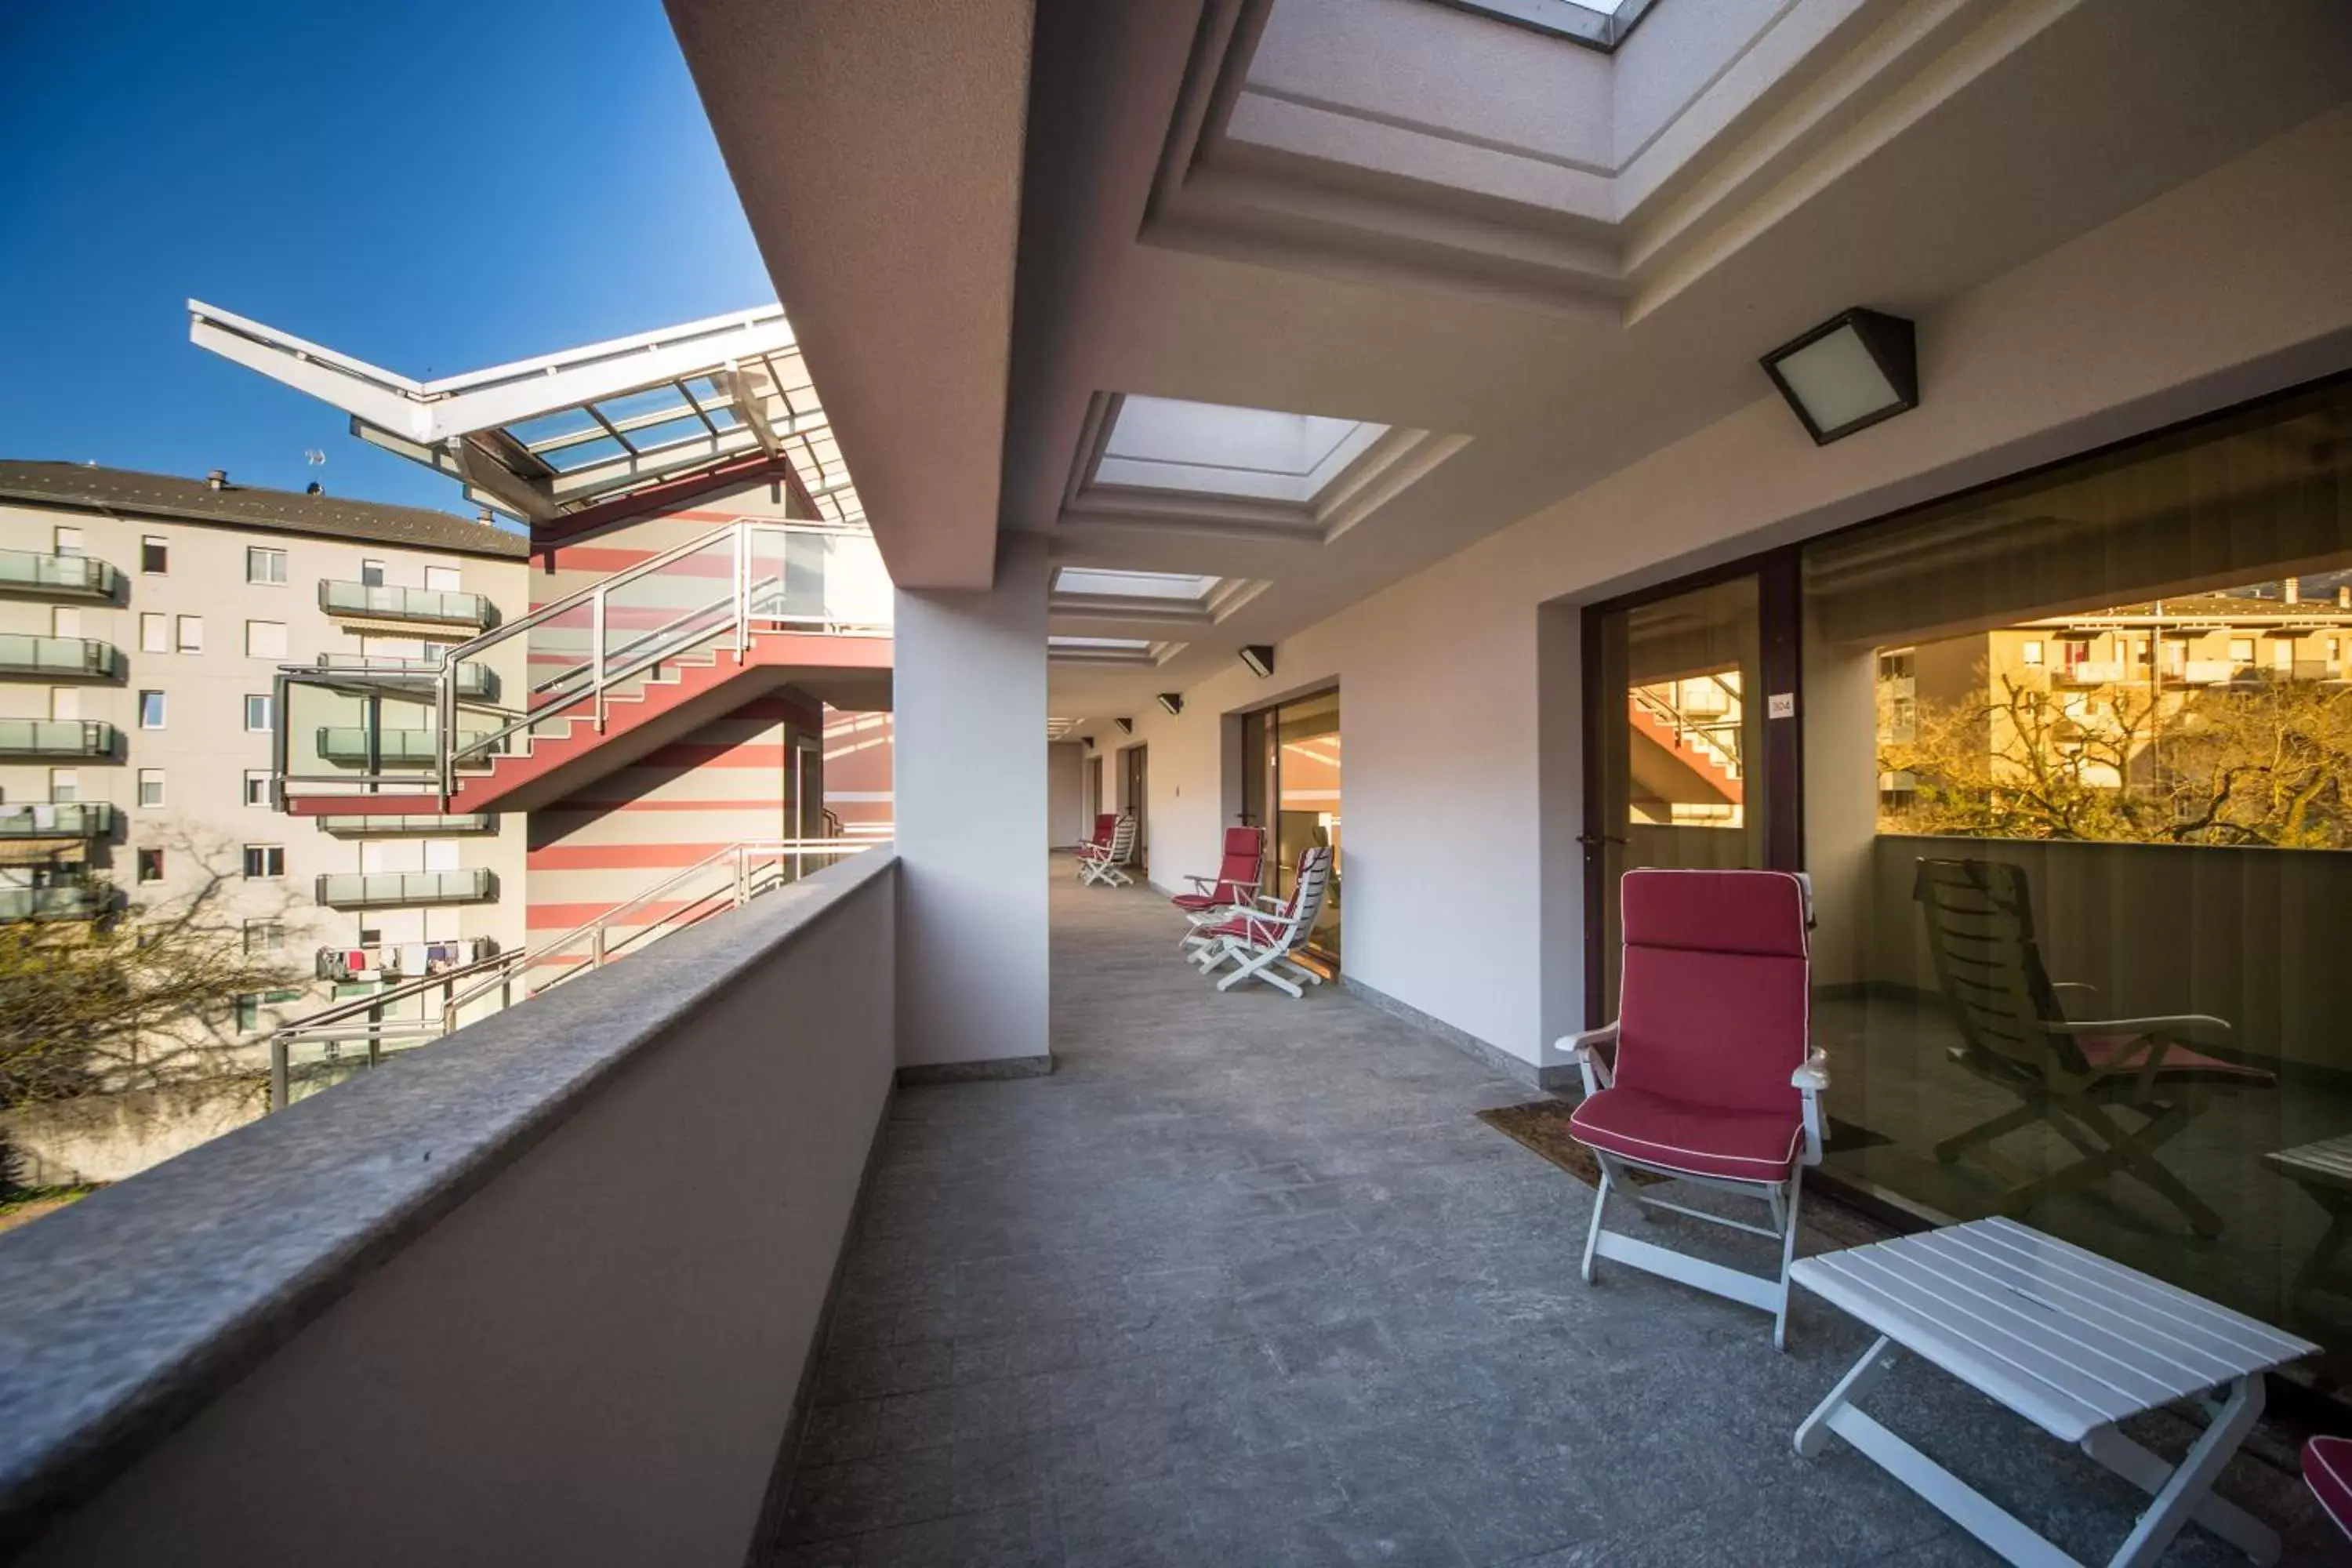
[769,867,2348,1566]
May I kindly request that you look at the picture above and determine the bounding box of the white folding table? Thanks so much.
[1791,1217,2316,1568]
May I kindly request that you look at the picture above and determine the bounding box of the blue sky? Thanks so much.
[0,0,772,518]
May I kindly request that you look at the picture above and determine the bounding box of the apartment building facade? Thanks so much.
[0,461,531,1050]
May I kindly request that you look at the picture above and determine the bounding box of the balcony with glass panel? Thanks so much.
[315,812,495,837]
[0,548,124,601]
[315,727,501,766]
[0,801,118,840]
[0,634,126,681]
[317,580,497,630]
[303,654,499,702]
[0,719,118,758]
[0,880,109,923]
[315,868,497,909]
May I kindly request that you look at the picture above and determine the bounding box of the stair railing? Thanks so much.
[272,518,889,812]
[267,836,877,1107]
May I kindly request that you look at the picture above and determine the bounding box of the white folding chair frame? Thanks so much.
[1561,1021,1829,1349]
[1076,816,1137,887]
[1194,852,1330,998]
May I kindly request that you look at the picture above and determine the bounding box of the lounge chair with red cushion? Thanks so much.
[1173,826,1266,952]
[1076,814,1138,887]
[2306,1436,2352,1541]
[1191,846,1331,997]
[1559,867,1827,1348]
[1074,813,1116,857]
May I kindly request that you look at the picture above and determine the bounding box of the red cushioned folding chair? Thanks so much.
[1173,826,1267,953]
[1076,814,1138,887]
[2307,1438,2352,1542]
[1191,846,1331,997]
[1074,813,1116,857]
[1558,867,1827,1348]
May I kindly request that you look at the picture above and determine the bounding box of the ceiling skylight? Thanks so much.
[1047,634,1182,666]
[1439,0,1657,51]
[1096,395,1388,506]
[1054,568,1220,601]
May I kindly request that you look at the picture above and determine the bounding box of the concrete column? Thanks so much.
[891,535,1051,1077]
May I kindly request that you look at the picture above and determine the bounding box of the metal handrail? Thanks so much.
[267,837,877,1106]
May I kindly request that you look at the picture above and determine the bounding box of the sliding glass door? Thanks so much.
[1239,688,1343,963]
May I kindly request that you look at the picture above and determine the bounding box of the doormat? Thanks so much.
[1474,1098,1898,1250]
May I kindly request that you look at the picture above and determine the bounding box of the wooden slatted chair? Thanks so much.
[1561,868,1827,1348]
[1191,845,1331,997]
[1076,814,1138,887]
[1173,826,1267,953]
[1912,857,2274,1240]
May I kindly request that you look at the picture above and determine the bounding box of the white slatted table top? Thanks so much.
[1791,1218,2316,1443]
[2265,1133,2352,1192]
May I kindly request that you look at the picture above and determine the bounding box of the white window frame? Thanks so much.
[177,615,205,654]
[245,620,288,659]
[246,546,289,585]
[138,768,165,808]
[139,690,167,730]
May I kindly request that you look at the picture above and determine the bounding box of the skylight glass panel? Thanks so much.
[1054,568,1220,601]
[1096,395,1388,505]
[1050,637,1152,651]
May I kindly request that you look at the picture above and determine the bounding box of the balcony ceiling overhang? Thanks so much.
[669,0,2352,713]
[662,0,1034,592]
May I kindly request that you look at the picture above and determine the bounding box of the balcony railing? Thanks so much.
[316,727,500,765]
[316,936,499,982]
[0,634,125,681]
[0,548,122,601]
[0,882,108,922]
[316,812,495,836]
[0,801,118,839]
[303,654,499,701]
[315,868,497,909]
[318,580,498,630]
[0,719,118,758]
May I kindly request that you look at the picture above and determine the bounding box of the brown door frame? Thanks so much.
[1580,546,1804,1027]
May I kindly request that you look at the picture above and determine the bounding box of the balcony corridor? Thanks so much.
[771,870,2339,1567]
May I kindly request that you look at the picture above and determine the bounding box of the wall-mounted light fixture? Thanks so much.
[1081,734,1094,749]
[1114,717,1135,736]
[1156,693,1183,717]
[1760,308,1917,445]
[1239,644,1276,680]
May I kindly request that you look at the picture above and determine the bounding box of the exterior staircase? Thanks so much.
[272,519,891,816]
[1628,688,1744,806]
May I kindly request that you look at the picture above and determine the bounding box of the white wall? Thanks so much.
[1046,740,1085,847]
[893,535,1051,1069]
[1078,102,2352,1073]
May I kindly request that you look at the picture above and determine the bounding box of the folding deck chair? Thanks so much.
[1074,812,1116,858]
[1560,868,1827,1348]
[1173,826,1267,953]
[1191,845,1330,997]
[1913,857,2274,1240]
[2306,1436,2352,1543]
[1076,814,1138,887]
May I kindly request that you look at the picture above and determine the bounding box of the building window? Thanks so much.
[245,620,287,659]
[2019,639,2044,666]
[2229,637,2255,662]
[245,693,274,732]
[361,559,386,588]
[242,920,286,954]
[48,769,78,803]
[53,525,84,557]
[137,768,165,808]
[424,565,460,593]
[140,612,169,653]
[241,844,285,879]
[177,615,205,654]
[136,848,165,883]
[141,536,169,574]
[2272,637,2294,670]
[243,769,272,807]
[139,691,166,729]
[246,546,288,584]
[234,989,303,1036]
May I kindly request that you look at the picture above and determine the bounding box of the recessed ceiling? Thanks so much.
[1054,566,1221,599]
[1047,634,1186,666]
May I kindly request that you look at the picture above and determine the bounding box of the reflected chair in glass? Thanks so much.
[1912,858,2275,1239]
[1559,868,1828,1349]
[1076,815,1138,887]
[1173,826,1266,954]
[1189,845,1330,998]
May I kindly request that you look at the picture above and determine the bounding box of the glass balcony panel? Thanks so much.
[0,633,125,679]
[0,801,118,838]
[0,719,118,757]
[0,549,122,600]
[0,883,107,921]
[318,580,496,629]
[314,869,496,909]
[316,813,495,836]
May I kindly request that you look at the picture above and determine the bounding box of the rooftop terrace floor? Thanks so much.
[769,866,2345,1566]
